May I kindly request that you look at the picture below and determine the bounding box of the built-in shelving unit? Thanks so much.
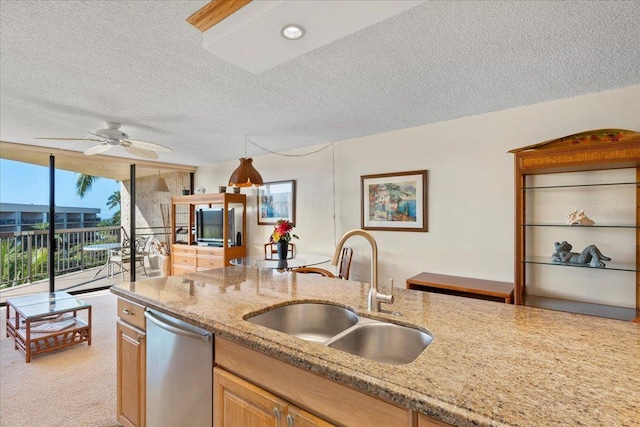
[170,193,246,275]
[510,129,640,321]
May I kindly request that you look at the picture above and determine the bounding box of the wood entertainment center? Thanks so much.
[170,193,246,275]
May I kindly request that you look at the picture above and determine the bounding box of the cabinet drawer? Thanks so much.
[196,256,223,269]
[172,253,196,267]
[196,247,223,257]
[172,265,195,276]
[172,245,196,256]
[117,298,146,331]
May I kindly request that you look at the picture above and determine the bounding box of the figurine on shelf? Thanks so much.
[551,241,611,268]
[564,209,595,225]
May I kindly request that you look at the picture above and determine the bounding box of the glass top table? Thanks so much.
[230,254,332,270]
[9,293,91,319]
[83,242,122,251]
[5,291,92,362]
[4,291,76,308]
[83,242,122,278]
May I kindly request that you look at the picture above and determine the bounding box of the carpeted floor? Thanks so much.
[0,290,119,427]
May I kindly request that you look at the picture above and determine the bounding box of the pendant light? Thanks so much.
[151,170,169,192]
[228,137,263,187]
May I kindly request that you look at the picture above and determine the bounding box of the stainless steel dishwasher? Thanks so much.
[144,309,213,427]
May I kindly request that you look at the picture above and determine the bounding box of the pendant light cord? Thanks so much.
[243,135,338,243]
[245,136,335,157]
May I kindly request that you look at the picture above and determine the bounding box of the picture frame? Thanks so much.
[361,170,428,232]
[258,180,296,225]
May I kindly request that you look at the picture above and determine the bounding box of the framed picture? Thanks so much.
[258,180,296,225]
[361,170,428,232]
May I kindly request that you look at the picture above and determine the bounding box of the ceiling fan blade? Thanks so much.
[123,145,159,159]
[126,139,171,152]
[84,143,112,155]
[34,137,104,142]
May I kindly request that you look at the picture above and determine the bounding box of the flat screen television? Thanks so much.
[196,208,235,247]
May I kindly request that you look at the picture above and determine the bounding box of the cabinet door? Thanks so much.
[214,368,287,427]
[287,405,335,427]
[215,337,414,427]
[418,413,453,427]
[117,320,146,427]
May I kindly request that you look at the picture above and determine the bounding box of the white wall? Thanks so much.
[196,85,640,291]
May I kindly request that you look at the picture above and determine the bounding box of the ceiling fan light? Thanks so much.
[228,157,263,188]
[151,176,169,192]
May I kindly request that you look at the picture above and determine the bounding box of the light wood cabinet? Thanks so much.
[197,250,224,270]
[418,413,452,427]
[214,367,287,427]
[214,337,413,427]
[214,368,334,427]
[287,406,335,427]
[511,129,640,321]
[113,308,453,427]
[171,193,246,275]
[116,298,146,427]
[171,245,196,273]
[171,245,229,274]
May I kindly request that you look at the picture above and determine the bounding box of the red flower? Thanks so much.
[270,219,299,243]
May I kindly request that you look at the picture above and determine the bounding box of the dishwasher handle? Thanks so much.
[144,310,211,343]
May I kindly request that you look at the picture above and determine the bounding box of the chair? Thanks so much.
[293,267,335,278]
[264,242,296,260]
[336,246,353,279]
[109,237,148,279]
[292,246,352,279]
[135,236,152,269]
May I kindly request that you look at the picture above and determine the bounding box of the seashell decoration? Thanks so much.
[564,209,595,225]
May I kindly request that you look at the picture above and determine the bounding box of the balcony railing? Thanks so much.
[0,226,122,289]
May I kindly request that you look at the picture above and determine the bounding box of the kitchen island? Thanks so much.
[111,266,640,427]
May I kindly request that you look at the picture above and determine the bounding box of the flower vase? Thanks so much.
[277,259,288,271]
[276,240,288,260]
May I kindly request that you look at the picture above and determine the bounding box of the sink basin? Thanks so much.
[246,303,358,344]
[327,322,433,365]
[246,302,432,364]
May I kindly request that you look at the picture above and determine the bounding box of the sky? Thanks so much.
[0,159,120,220]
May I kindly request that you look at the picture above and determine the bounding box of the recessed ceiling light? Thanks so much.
[280,24,305,40]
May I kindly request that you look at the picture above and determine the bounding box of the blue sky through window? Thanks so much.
[0,159,120,220]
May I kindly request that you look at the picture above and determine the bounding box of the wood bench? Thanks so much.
[406,272,514,304]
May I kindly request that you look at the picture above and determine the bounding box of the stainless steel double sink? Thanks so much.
[245,303,433,365]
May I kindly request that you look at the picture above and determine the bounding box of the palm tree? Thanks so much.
[0,239,49,288]
[0,240,19,288]
[77,174,122,224]
[107,190,121,225]
[76,174,97,198]
[107,190,120,209]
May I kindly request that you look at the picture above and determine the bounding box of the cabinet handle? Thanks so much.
[136,334,144,343]
[286,414,294,427]
[122,308,134,315]
[273,407,282,421]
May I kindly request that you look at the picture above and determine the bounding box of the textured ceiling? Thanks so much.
[1,1,639,168]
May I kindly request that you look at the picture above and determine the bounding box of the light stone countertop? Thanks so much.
[111,266,640,427]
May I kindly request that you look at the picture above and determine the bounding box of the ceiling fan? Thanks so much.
[35,122,171,159]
